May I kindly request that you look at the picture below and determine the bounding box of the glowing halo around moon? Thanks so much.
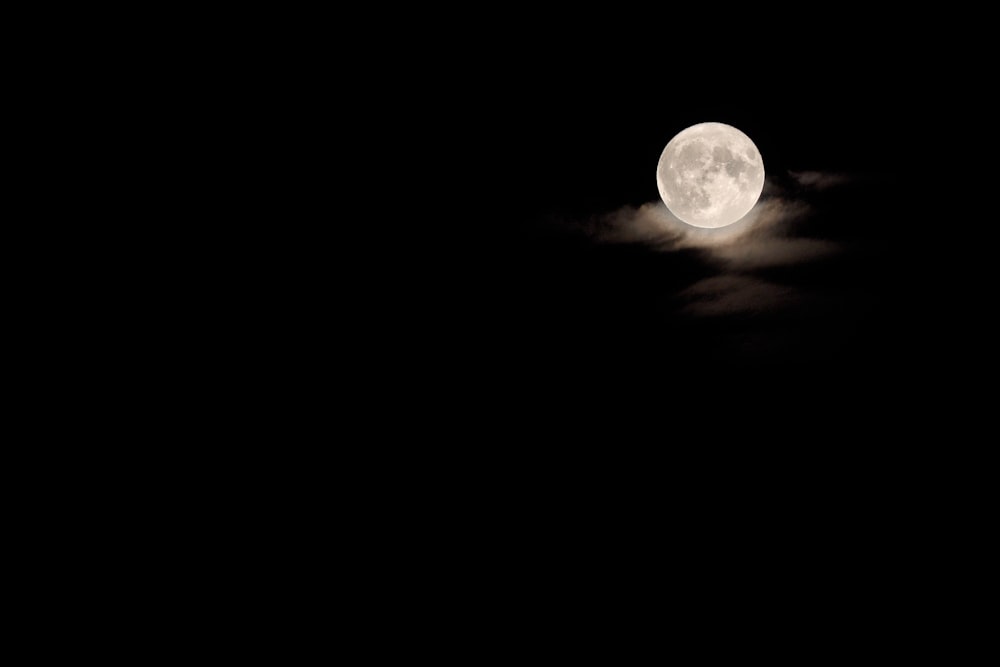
[656,122,765,228]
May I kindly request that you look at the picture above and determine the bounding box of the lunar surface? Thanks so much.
[656,122,765,228]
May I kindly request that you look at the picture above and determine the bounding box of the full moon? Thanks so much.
[656,122,765,228]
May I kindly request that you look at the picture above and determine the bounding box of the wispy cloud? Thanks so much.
[678,274,801,316]
[583,179,836,270]
[708,236,841,270]
[583,195,806,248]
[540,172,856,323]
[506,171,880,369]
[788,170,852,190]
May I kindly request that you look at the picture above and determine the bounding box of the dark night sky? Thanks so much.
[355,11,996,492]
[271,13,994,597]
[413,22,972,420]
[110,11,991,624]
[346,19,992,594]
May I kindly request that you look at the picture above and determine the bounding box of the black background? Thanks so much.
[299,12,996,471]
[23,9,990,638]
[341,15,992,607]
[163,11,994,624]
[407,17,963,414]
[243,11,989,521]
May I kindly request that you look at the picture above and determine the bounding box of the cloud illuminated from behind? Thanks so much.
[573,173,857,320]
[584,184,836,270]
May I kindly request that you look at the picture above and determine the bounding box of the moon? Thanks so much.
[656,122,765,228]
